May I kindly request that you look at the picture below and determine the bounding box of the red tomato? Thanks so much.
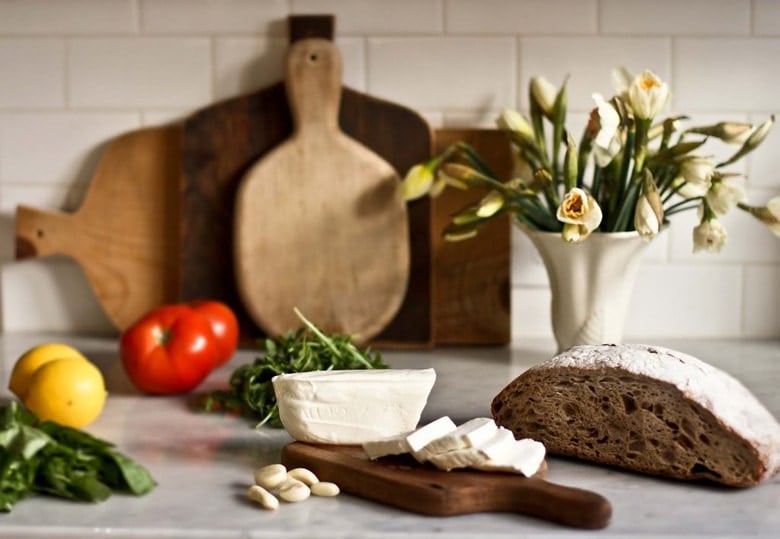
[120,305,219,394]
[189,300,239,366]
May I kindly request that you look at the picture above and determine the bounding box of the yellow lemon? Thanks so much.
[23,356,107,429]
[9,342,88,400]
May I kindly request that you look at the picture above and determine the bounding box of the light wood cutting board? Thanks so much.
[281,442,612,529]
[15,125,181,329]
[233,38,410,343]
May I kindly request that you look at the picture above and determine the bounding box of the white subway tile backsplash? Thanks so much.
[1,257,114,334]
[747,112,780,189]
[675,38,780,112]
[600,0,750,36]
[68,38,211,108]
[0,0,137,35]
[626,263,743,338]
[753,0,780,36]
[0,39,64,108]
[519,37,671,111]
[368,37,515,110]
[292,0,442,34]
[0,1,776,338]
[214,37,287,100]
[0,112,139,185]
[743,264,780,337]
[446,0,597,35]
[140,0,287,35]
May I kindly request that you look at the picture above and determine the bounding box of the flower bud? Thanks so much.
[398,163,434,201]
[530,76,557,118]
[634,174,664,239]
[693,217,728,254]
[497,108,535,139]
[688,122,753,145]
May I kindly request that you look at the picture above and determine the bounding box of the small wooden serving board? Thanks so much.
[281,442,612,529]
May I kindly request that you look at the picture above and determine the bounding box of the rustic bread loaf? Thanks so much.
[491,344,780,487]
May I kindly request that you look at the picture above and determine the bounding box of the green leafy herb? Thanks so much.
[199,308,388,428]
[0,401,156,512]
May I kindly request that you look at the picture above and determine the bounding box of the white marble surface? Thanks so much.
[0,334,778,538]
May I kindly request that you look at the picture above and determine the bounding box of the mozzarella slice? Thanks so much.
[473,438,546,477]
[362,416,457,460]
[415,417,498,462]
[428,427,516,471]
[272,368,436,444]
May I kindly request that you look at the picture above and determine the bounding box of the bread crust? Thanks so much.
[491,344,780,487]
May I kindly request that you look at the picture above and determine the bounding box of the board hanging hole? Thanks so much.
[36,229,44,238]
[308,53,318,63]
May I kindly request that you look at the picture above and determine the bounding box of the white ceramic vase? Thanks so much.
[522,226,650,353]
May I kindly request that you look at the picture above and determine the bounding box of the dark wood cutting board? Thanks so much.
[281,442,612,529]
[180,15,433,347]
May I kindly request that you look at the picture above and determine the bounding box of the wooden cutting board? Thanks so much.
[180,15,433,347]
[14,125,181,329]
[281,442,612,529]
[233,38,410,343]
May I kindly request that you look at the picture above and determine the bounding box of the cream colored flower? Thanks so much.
[530,76,557,118]
[496,108,535,140]
[634,185,664,240]
[693,219,728,253]
[590,93,623,167]
[706,176,746,215]
[556,188,603,242]
[611,66,633,99]
[675,156,715,197]
[769,197,780,236]
[627,69,670,120]
[398,163,435,201]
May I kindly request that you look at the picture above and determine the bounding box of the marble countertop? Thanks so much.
[0,334,778,538]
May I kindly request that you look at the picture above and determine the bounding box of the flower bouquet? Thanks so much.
[398,68,779,350]
[399,68,779,252]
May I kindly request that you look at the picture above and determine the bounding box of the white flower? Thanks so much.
[706,177,746,215]
[693,219,728,253]
[590,93,623,167]
[530,76,557,118]
[768,196,780,237]
[627,69,670,120]
[634,187,664,240]
[496,108,534,140]
[556,188,603,242]
[675,156,715,197]
[611,66,633,99]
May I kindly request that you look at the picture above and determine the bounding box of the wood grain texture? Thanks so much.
[431,129,513,345]
[234,38,410,343]
[281,442,612,529]
[180,30,433,347]
[15,125,181,329]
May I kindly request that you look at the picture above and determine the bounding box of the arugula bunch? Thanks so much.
[200,309,388,427]
[0,401,156,512]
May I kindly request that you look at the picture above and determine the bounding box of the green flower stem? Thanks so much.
[664,197,702,216]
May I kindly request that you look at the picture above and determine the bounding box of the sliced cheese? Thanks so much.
[428,427,516,471]
[362,416,457,460]
[271,368,436,444]
[473,438,546,477]
[415,417,498,462]
[362,432,411,460]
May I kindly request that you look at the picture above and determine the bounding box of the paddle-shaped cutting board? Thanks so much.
[233,38,410,343]
[15,125,181,329]
[281,443,612,529]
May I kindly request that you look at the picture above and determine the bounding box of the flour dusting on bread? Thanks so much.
[491,344,780,487]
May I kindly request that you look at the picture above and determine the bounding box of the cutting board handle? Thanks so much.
[285,39,342,135]
[15,204,75,259]
[497,477,612,529]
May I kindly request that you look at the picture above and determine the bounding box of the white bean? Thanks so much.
[287,467,319,486]
[254,464,287,490]
[279,479,310,502]
[247,485,279,510]
[310,481,340,497]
